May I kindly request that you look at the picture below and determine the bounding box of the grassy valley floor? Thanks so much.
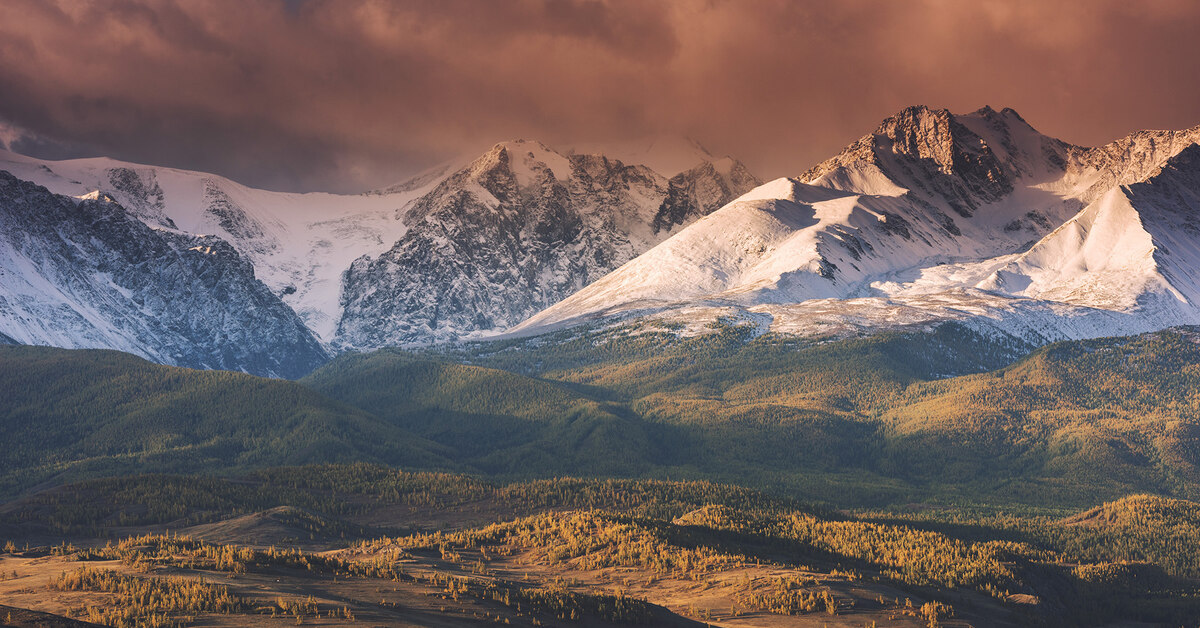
[1,467,1198,627]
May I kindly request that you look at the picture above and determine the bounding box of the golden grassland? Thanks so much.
[4,475,1200,626]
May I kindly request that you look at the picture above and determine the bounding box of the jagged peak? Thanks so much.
[872,104,952,136]
[804,105,974,179]
[1072,120,1200,159]
[387,136,752,198]
[465,139,560,165]
[962,105,1035,130]
[670,155,760,190]
[1065,125,1200,197]
[877,104,1048,155]
[803,104,1070,188]
[1000,106,1029,123]
[865,104,1051,155]
[454,139,573,185]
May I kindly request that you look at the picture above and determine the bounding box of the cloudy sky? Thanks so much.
[2,0,1199,192]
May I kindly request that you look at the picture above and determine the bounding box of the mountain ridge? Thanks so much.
[333,138,761,347]
[0,172,328,377]
[3,105,1200,373]
[515,105,1200,349]
[0,139,759,368]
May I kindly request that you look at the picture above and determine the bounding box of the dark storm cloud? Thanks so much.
[1,0,1198,192]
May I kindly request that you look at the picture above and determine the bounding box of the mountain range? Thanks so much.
[5,109,1200,626]
[2,105,1199,376]
[0,138,758,373]
[518,106,1200,346]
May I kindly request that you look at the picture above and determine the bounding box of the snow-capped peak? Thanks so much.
[0,147,437,343]
[515,106,1200,347]
[491,139,575,186]
[335,137,762,349]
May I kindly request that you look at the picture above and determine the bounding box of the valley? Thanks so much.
[3,322,1200,625]
[6,2,1200,625]
[4,106,1200,626]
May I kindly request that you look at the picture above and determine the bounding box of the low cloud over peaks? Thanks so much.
[1,0,1198,192]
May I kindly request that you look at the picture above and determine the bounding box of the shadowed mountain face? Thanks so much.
[0,173,327,377]
[652,157,761,232]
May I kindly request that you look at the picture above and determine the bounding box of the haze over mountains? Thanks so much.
[2,105,1199,376]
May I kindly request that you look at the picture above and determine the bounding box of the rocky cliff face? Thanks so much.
[802,106,1021,220]
[652,157,761,232]
[1065,125,1200,202]
[0,172,327,377]
[103,166,176,228]
[335,141,759,348]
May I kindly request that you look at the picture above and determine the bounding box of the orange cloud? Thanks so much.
[0,0,1197,192]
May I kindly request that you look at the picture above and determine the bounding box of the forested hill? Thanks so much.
[0,346,448,497]
[3,325,1200,509]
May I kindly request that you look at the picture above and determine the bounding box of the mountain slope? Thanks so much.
[302,349,666,475]
[0,345,447,497]
[335,140,759,347]
[879,327,1200,492]
[1,141,758,357]
[7,321,1200,509]
[0,173,327,377]
[0,148,425,342]
[516,106,1200,344]
[981,144,1200,313]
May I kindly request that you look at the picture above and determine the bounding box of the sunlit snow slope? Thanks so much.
[516,106,1200,344]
